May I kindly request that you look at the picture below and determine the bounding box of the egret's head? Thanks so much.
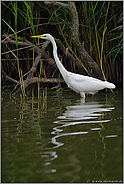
[31,34,52,40]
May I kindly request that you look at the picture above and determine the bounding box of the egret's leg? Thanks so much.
[80,92,85,99]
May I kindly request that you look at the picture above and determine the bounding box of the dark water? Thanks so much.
[1,87,123,183]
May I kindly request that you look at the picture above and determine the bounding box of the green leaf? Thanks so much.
[2,19,15,34]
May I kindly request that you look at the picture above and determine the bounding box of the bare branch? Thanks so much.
[2,69,19,84]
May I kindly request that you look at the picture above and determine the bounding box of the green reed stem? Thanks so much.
[20,70,25,97]
[38,59,43,98]
[12,2,20,79]
[91,2,101,62]
[100,2,110,80]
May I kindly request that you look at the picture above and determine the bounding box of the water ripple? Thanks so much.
[50,101,115,149]
[51,131,88,149]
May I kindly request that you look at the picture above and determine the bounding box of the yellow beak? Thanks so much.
[30,35,44,38]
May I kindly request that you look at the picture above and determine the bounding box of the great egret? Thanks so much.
[31,34,115,99]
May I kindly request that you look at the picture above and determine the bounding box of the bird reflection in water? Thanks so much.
[41,99,115,177]
[51,99,115,149]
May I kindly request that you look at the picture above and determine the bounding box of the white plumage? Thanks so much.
[31,34,115,99]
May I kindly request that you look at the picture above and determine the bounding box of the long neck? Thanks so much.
[51,37,67,81]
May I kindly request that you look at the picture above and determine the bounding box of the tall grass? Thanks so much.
[78,1,122,82]
[1,1,123,85]
[12,2,20,77]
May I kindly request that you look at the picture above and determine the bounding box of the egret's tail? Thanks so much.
[104,81,116,89]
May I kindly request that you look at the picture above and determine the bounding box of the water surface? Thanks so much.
[1,87,123,183]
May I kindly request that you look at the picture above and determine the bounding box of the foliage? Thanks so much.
[1,1,123,83]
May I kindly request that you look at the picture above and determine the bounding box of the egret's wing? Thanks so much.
[68,73,105,93]
[68,74,88,92]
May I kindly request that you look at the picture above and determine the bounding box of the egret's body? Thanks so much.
[31,34,115,99]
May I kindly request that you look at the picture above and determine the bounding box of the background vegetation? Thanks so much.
[1,1,123,88]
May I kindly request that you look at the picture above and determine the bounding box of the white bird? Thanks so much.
[31,34,115,99]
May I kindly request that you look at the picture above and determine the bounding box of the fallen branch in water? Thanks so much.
[2,68,64,91]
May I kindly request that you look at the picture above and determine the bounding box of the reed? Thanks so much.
[78,1,122,82]
[20,69,25,97]
[13,2,20,78]
[38,59,43,99]
[1,1,123,85]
